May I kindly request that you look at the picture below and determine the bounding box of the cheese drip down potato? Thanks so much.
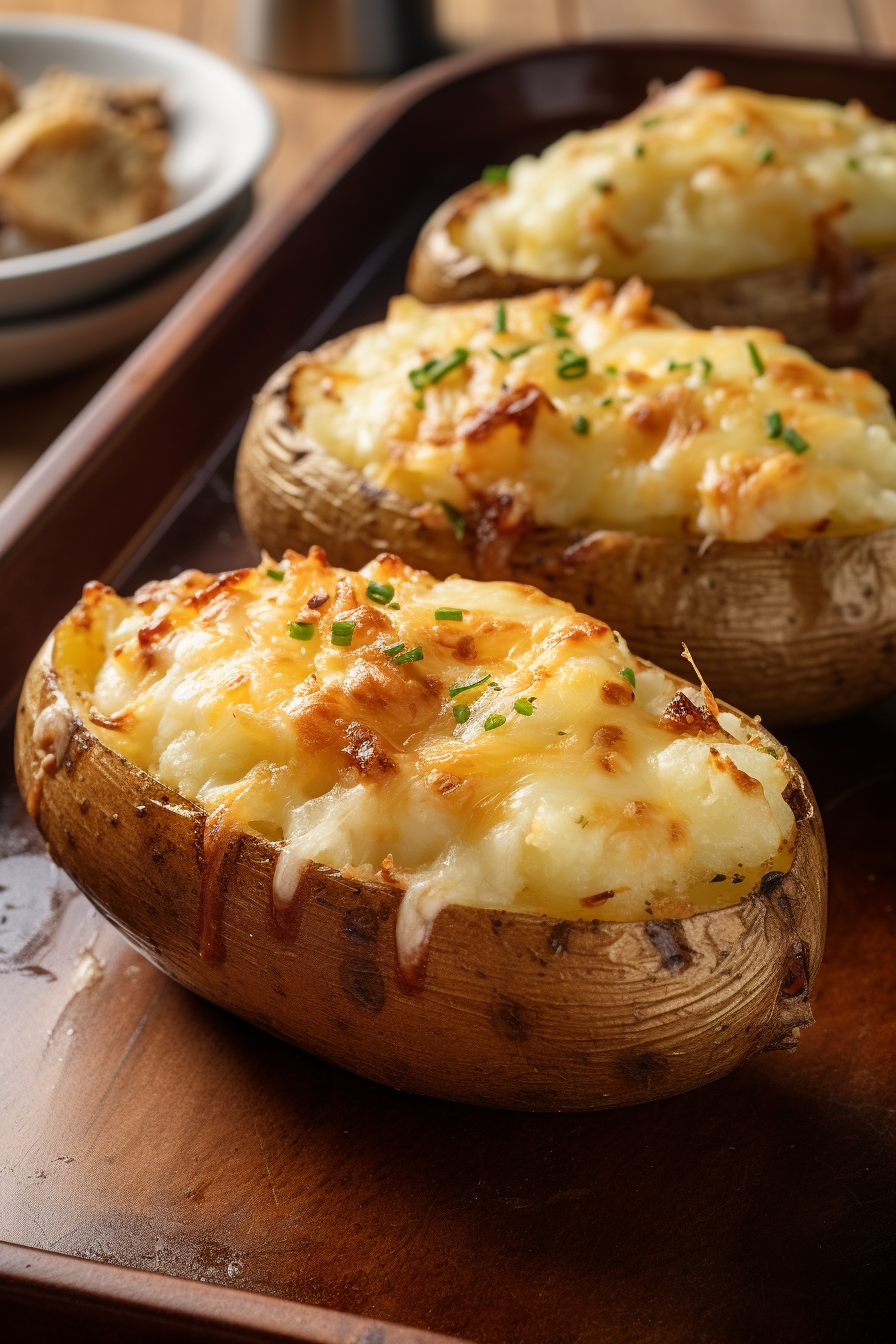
[407,70,896,390]
[236,281,896,724]
[16,551,826,1110]
[284,283,896,543]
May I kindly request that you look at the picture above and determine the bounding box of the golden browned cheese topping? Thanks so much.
[290,283,896,543]
[53,552,796,969]
[458,68,896,283]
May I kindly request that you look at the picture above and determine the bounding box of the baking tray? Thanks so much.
[0,41,893,1344]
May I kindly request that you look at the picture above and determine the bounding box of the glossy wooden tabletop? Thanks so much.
[1,0,896,501]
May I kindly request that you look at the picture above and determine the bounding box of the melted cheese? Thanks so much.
[54,555,797,971]
[458,69,896,283]
[292,283,896,542]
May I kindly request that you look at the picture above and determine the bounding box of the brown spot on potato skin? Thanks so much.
[660,690,720,736]
[780,940,810,998]
[547,921,573,955]
[601,679,634,707]
[339,957,386,1015]
[343,907,379,945]
[490,997,533,1042]
[783,778,812,821]
[645,920,692,973]
[618,1052,671,1089]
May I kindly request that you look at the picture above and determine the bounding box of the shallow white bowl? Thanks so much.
[0,15,276,320]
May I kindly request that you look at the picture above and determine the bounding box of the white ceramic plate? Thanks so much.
[0,187,252,386]
[0,16,275,321]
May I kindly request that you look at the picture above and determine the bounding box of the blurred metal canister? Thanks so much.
[237,0,441,77]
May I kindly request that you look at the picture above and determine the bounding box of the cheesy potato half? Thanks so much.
[458,68,896,284]
[57,551,796,976]
[289,281,896,543]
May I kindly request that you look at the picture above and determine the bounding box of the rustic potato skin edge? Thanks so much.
[405,181,896,392]
[235,357,896,726]
[16,637,827,1112]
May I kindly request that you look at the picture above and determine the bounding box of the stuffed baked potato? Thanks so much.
[407,69,896,390]
[16,550,825,1111]
[236,280,896,725]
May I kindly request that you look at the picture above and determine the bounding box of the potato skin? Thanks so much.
[16,632,826,1112]
[406,181,896,392]
[236,358,896,726]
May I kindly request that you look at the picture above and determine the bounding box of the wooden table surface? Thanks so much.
[1,0,896,501]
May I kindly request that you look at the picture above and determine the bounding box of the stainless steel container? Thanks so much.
[237,0,441,77]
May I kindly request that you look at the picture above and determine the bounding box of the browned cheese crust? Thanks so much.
[406,181,896,393]
[16,633,827,1112]
[236,352,896,726]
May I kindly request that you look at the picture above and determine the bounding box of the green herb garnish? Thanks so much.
[620,667,636,689]
[366,580,394,605]
[847,156,860,171]
[435,607,463,621]
[600,397,613,406]
[604,365,618,375]
[288,621,314,640]
[267,568,284,581]
[414,394,425,411]
[393,645,424,665]
[409,347,469,390]
[453,703,471,724]
[764,409,783,439]
[384,642,405,658]
[490,345,533,361]
[747,340,765,376]
[594,178,612,193]
[572,414,589,435]
[331,620,356,648]
[482,164,509,185]
[756,146,775,165]
[667,359,692,372]
[557,349,588,380]
[634,143,646,158]
[514,698,534,716]
[640,116,662,128]
[548,312,571,338]
[389,601,400,610]
[699,355,713,380]
[449,674,490,697]
[782,426,810,455]
[761,745,779,758]
[440,499,466,541]
[494,302,506,333]
[484,713,506,731]
[732,123,747,135]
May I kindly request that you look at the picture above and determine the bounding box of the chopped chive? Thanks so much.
[490,344,533,361]
[620,667,636,689]
[482,164,509,185]
[732,122,747,134]
[267,568,285,581]
[604,365,618,375]
[453,703,471,724]
[435,607,463,621]
[756,146,775,165]
[288,621,314,640]
[782,426,810,455]
[331,620,356,648]
[514,698,534,716]
[440,499,466,540]
[699,355,713,380]
[634,143,646,158]
[667,359,692,372]
[594,178,612,193]
[747,340,765,376]
[389,601,400,610]
[384,642,405,658]
[600,397,613,406]
[557,349,589,380]
[409,347,469,390]
[640,116,662,128]
[494,302,506,334]
[449,674,489,697]
[548,312,571,338]
[414,394,425,410]
[365,580,395,605]
[761,745,779,758]
[572,414,589,435]
[846,156,860,170]
[764,409,783,439]
[484,713,506,731]
[393,644,424,665]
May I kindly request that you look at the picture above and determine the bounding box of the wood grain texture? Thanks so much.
[236,353,896,726]
[14,634,825,1111]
